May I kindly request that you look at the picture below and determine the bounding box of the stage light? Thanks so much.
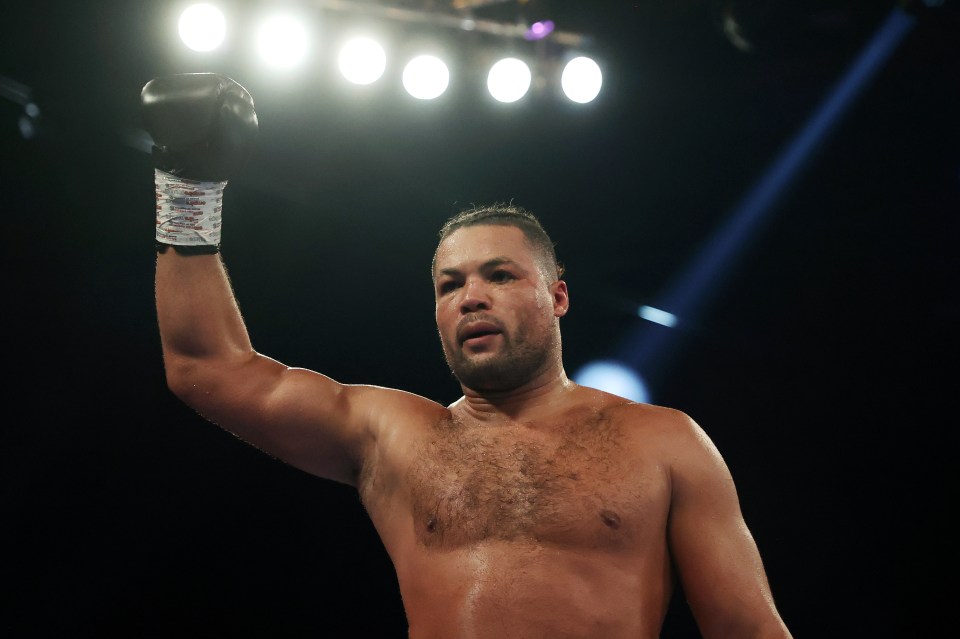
[573,360,651,404]
[178,3,226,52]
[256,14,310,69]
[163,2,602,109]
[561,56,602,104]
[524,20,555,41]
[402,55,450,100]
[338,37,387,85]
[487,57,531,103]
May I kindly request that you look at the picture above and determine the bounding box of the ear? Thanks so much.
[551,280,569,318]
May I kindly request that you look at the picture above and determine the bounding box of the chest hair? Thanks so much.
[406,411,644,548]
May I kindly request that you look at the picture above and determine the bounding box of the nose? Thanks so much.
[459,278,491,313]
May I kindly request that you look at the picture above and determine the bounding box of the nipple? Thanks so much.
[599,509,621,529]
[426,516,438,533]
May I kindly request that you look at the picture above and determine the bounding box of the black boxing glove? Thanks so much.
[141,73,258,254]
[142,72,257,181]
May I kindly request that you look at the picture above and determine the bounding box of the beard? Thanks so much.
[441,319,558,392]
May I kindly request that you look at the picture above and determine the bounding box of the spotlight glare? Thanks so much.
[487,57,531,103]
[257,15,309,68]
[178,3,226,52]
[573,360,650,404]
[561,56,602,104]
[402,55,450,100]
[339,37,387,85]
[638,305,678,328]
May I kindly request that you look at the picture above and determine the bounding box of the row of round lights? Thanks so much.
[177,3,603,104]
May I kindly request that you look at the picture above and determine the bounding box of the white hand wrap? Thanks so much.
[155,169,227,248]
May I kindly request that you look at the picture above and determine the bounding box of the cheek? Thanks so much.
[529,290,552,314]
[435,305,455,338]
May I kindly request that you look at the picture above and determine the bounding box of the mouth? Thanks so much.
[458,320,503,345]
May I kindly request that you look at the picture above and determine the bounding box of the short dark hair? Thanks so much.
[433,202,565,280]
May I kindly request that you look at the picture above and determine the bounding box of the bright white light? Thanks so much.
[402,55,449,100]
[178,3,226,52]
[561,56,602,104]
[573,360,650,404]
[487,58,532,103]
[638,305,678,328]
[338,37,387,85]
[256,15,309,68]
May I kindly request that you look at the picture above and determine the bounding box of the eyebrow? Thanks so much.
[436,257,520,279]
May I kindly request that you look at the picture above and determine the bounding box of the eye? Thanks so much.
[438,280,460,295]
[490,270,515,283]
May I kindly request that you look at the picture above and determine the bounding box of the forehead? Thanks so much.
[434,225,536,274]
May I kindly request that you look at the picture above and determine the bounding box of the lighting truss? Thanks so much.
[308,0,590,47]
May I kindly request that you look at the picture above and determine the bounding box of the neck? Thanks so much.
[455,366,574,422]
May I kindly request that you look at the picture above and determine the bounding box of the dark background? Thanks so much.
[2,1,957,636]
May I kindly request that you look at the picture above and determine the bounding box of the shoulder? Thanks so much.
[354,384,451,431]
[576,387,718,458]
[576,384,698,434]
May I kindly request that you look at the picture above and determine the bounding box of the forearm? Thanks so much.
[155,249,254,373]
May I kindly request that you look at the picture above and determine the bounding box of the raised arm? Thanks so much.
[666,413,792,638]
[146,73,425,486]
[155,250,372,485]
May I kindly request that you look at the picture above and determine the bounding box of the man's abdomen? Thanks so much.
[399,539,671,639]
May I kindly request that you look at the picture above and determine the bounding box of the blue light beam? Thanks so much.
[620,6,917,375]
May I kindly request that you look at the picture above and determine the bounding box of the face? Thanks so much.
[433,224,569,392]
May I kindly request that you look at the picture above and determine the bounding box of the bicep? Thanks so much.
[667,418,790,638]
[172,351,391,486]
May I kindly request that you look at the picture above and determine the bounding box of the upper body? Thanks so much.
[156,208,792,638]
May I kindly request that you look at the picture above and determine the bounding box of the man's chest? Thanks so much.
[399,416,670,550]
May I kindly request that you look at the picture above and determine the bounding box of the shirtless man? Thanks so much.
[147,73,792,638]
